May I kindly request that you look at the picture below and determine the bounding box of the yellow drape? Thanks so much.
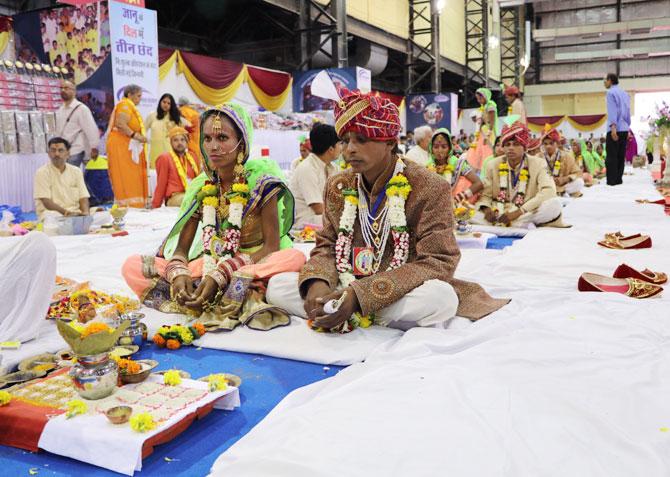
[247,74,292,112]
[527,117,564,133]
[566,115,607,132]
[159,50,177,81]
[159,50,292,110]
[0,32,8,56]
[177,51,247,106]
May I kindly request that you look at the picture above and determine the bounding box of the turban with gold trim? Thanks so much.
[333,89,401,141]
[500,121,531,148]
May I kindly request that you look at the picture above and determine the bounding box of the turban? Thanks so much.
[334,89,401,141]
[500,121,530,148]
[168,126,189,139]
[541,127,561,143]
[527,137,542,151]
[504,85,520,97]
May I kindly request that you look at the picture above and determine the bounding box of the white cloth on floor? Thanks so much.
[565,177,585,195]
[141,308,403,366]
[267,272,460,329]
[0,232,56,343]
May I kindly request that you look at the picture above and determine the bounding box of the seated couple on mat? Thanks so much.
[122,103,306,331]
[266,89,508,333]
[471,121,567,230]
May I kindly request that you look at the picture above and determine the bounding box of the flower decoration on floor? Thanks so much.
[130,412,157,433]
[47,286,139,321]
[65,399,88,419]
[56,319,130,356]
[163,370,182,386]
[152,323,206,350]
[0,390,12,406]
[207,374,228,392]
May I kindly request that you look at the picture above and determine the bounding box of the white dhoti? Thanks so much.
[472,197,563,229]
[267,272,459,331]
[564,178,585,196]
[0,232,56,343]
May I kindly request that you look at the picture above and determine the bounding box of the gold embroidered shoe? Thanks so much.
[598,233,651,250]
[578,273,663,299]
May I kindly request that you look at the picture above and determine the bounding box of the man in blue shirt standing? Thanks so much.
[604,73,631,185]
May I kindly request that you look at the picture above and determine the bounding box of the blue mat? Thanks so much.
[486,236,520,250]
[0,346,342,476]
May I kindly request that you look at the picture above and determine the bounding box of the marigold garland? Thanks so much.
[163,370,182,386]
[130,412,157,433]
[496,159,529,214]
[153,323,206,349]
[207,375,228,392]
[324,160,411,334]
[80,322,112,338]
[65,399,88,419]
[0,390,12,406]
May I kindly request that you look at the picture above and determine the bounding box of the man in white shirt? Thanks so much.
[55,80,100,168]
[405,125,432,166]
[289,124,342,228]
[34,137,90,220]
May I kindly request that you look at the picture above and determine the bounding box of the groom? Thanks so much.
[267,90,508,332]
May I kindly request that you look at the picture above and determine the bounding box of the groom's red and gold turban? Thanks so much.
[334,89,401,141]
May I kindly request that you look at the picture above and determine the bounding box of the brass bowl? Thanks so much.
[110,206,129,220]
[119,359,158,385]
[105,406,132,425]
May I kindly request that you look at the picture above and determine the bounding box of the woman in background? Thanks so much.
[145,93,189,168]
[106,84,149,208]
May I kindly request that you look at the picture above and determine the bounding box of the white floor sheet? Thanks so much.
[210,169,670,477]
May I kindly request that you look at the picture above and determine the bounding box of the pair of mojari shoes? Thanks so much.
[578,264,667,299]
[597,232,652,249]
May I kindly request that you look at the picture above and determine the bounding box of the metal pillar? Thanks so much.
[464,0,489,107]
[500,6,520,87]
[333,0,348,68]
[297,0,347,70]
[406,0,440,94]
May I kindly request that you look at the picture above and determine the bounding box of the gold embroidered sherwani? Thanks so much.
[298,159,509,320]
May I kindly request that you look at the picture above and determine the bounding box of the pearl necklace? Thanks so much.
[356,160,403,274]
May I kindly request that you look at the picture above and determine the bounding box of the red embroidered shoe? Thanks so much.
[578,273,663,299]
[613,264,668,285]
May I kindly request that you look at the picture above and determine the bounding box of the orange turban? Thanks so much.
[168,126,189,140]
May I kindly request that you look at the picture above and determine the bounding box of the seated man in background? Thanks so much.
[34,136,90,220]
[289,123,341,228]
[542,128,584,197]
[405,125,432,166]
[152,126,200,208]
[269,90,507,332]
[472,122,563,229]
